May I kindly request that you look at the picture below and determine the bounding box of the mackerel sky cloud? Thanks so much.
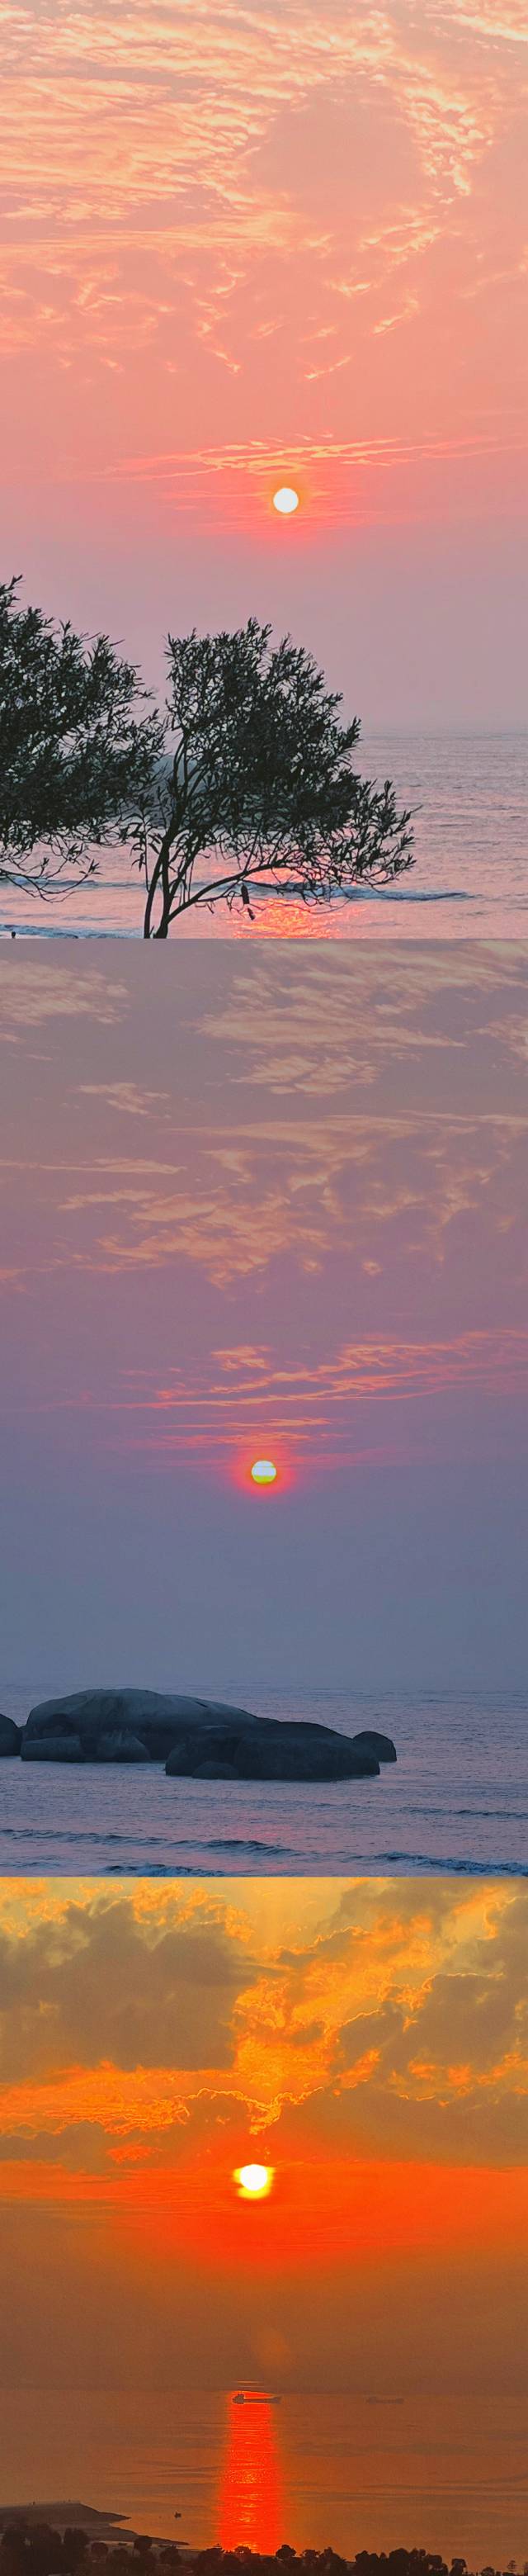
[1,940,527,1686]
[2,0,527,716]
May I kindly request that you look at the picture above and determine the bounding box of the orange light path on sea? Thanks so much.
[218,2394,285,2554]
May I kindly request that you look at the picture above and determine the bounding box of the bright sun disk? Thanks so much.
[236,2163,273,2196]
[272,486,299,515]
[250,1459,277,1485]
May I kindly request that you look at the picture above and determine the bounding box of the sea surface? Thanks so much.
[1,2388,526,2567]
[1,732,527,940]
[1,1687,526,1878]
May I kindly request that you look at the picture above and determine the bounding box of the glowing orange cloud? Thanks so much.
[0,1882,527,2433]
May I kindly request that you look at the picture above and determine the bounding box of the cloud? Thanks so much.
[198,948,528,1095]
[0,1878,526,2177]
[102,424,528,531]
[0,964,129,1039]
[49,1112,527,1292]
[0,1888,255,2085]
[1,1881,527,2413]
[95,1325,528,1464]
[78,1082,171,1118]
[2,0,527,529]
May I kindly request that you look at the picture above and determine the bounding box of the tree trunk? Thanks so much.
[143,826,173,937]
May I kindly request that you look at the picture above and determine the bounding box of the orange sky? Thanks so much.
[2,0,527,719]
[0,1875,527,2402]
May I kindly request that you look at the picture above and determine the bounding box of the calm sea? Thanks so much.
[1,1687,526,1877]
[1,732,527,939]
[1,2388,527,2567]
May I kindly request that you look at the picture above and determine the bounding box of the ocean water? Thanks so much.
[1,732,527,940]
[1,1687,526,1877]
[1,2387,526,2566]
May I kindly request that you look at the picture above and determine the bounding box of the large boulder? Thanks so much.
[165,1727,243,1776]
[351,1728,397,1764]
[195,1759,239,1780]
[23,1690,397,1782]
[97,1731,152,1764]
[21,1733,83,1762]
[24,1688,260,1763]
[0,1713,22,1755]
[167,1717,380,1784]
[231,1723,380,1783]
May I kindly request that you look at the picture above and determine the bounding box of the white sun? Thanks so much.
[272,486,299,516]
[250,1459,277,1485]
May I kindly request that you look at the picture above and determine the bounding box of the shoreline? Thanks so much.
[0,2515,517,2576]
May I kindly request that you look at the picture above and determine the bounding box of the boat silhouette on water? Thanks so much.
[231,2392,281,2405]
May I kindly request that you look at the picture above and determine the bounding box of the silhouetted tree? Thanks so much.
[0,2540,517,2576]
[0,577,161,901]
[0,2531,28,2576]
[62,2534,88,2573]
[139,620,413,936]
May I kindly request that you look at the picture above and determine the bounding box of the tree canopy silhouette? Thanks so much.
[0,2533,511,2576]
[0,577,160,899]
[139,618,413,936]
[0,585,413,926]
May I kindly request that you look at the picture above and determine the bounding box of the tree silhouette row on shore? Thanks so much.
[1,2531,524,2576]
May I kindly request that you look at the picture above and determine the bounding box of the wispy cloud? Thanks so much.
[197,947,528,1093]
[51,1113,525,1287]
[0,963,129,1038]
[54,1325,528,1463]
[2,0,527,520]
[78,1081,171,1118]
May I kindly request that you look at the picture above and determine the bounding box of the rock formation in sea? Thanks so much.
[0,1713,22,1754]
[11,1688,398,1780]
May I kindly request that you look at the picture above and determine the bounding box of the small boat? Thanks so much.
[231,2392,281,2406]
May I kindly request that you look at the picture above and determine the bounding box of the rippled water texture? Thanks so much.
[2,2388,527,2567]
[2,732,527,939]
[1,1689,526,1875]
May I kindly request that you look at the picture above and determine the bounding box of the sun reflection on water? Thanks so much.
[218,2394,285,2555]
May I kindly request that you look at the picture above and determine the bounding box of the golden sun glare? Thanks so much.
[272,486,299,515]
[235,2163,274,2197]
[250,1459,277,1485]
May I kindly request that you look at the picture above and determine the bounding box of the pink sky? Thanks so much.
[1,940,527,1686]
[2,0,527,720]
